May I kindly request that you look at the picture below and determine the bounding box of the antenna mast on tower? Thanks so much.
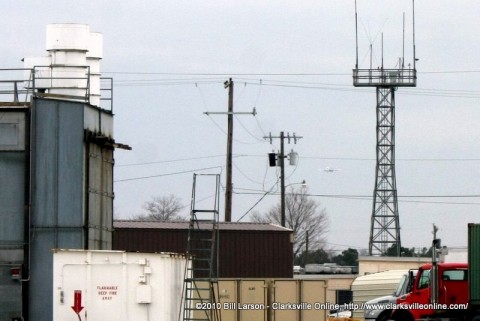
[353,0,417,256]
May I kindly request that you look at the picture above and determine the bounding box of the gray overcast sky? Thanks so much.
[4,1,480,253]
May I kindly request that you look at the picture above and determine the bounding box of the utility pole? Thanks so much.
[204,79,256,222]
[264,132,302,227]
[305,230,309,265]
[280,131,286,227]
[225,79,234,222]
[431,224,440,305]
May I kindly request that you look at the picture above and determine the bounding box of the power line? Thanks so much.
[233,190,480,198]
[99,70,480,99]
[104,71,351,76]
[110,79,480,99]
[104,70,480,76]
[115,166,223,182]
[114,154,480,168]
[234,115,264,143]
[242,155,480,162]
[116,155,227,167]
[232,190,480,205]
[236,182,279,222]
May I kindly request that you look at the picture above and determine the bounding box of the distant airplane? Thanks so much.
[321,167,341,173]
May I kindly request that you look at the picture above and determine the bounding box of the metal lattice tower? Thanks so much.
[353,1,417,256]
[372,86,400,255]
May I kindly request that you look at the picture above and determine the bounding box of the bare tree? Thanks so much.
[251,186,329,257]
[135,194,186,221]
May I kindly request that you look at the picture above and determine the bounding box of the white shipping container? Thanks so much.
[53,249,190,321]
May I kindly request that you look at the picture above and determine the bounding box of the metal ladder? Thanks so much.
[182,174,221,321]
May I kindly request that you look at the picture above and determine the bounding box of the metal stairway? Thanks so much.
[182,174,221,321]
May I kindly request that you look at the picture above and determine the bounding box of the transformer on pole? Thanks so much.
[353,0,417,256]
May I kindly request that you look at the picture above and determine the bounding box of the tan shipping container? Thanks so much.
[272,280,301,321]
[301,280,327,321]
[238,279,268,321]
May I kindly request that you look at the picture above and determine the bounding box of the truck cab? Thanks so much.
[364,270,417,321]
[391,262,468,321]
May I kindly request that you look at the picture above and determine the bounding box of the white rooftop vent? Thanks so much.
[87,32,103,106]
[22,23,105,107]
[46,23,90,52]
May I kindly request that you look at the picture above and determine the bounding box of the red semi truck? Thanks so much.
[390,223,480,321]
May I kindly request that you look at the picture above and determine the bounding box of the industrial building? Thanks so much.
[0,24,123,321]
[113,220,294,278]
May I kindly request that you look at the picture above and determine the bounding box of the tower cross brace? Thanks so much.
[369,86,401,255]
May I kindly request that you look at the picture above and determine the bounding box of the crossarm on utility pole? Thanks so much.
[203,79,256,222]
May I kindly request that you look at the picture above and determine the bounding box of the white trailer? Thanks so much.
[52,249,190,321]
[351,269,409,319]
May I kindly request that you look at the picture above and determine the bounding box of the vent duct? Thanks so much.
[22,23,103,107]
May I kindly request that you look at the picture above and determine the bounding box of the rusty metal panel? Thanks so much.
[87,143,113,249]
[84,104,113,137]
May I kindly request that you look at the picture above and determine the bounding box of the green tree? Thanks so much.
[418,247,433,257]
[384,244,416,257]
[332,248,359,266]
[295,248,330,266]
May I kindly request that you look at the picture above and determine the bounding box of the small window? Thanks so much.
[442,269,467,281]
[336,290,352,305]
[0,113,25,151]
[418,270,431,289]
[0,123,19,146]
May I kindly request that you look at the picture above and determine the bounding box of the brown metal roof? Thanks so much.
[113,220,292,232]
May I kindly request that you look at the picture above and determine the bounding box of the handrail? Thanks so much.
[0,67,113,111]
[353,68,417,87]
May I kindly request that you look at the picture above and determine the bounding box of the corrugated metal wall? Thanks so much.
[86,141,114,249]
[26,98,114,321]
[0,110,27,320]
[29,98,86,321]
[220,230,292,278]
[113,226,293,278]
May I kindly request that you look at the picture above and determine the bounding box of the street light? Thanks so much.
[281,180,307,228]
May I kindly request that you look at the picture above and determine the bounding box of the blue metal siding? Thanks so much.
[26,98,115,321]
[30,99,85,321]
[0,266,22,321]
[0,111,26,320]
[32,99,84,230]
[0,153,25,246]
